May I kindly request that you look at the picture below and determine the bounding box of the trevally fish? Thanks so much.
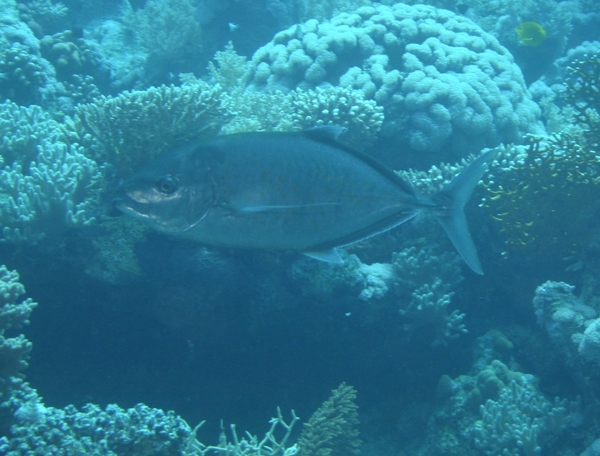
[115,127,496,274]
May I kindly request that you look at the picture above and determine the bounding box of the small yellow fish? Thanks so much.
[515,21,547,46]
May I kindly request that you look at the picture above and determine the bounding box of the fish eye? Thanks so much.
[156,176,177,194]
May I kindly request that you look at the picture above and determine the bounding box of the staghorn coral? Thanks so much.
[247,3,543,159]
[66,80,232,176]
[479,133,600,261]
[297,383,361,456]
[188,407,299,455]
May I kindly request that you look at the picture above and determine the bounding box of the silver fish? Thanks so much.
[115,126,496,273]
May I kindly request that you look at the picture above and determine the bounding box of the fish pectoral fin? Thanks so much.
[220,202,339,214]
[302,249,343,263]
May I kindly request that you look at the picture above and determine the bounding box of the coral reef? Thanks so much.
[0,265,37,381]
[206,43,384,148]
[291,243,467,347]
[479,132,600,261]
[246,3,543,159]
[288,85,384,150]
[393,245,466,346]
[564,52,600,151]
[0,402,193,455]
[472,374,575,456]
[16,0,69,35]
[0,101,103,244]
[189,407,299,455]
[430,352,581,455]
[533,280,600,371]
[124,0,201,59]
[66,80,232,176]
[297,383,361,456]
[83,18,149,91]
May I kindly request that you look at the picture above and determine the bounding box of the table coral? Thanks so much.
[247,3,543,160]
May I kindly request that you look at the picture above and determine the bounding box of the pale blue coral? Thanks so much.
[0,101,103,244]
[0,265,38,333]
[471,376,576,456]
[0,402,193,455]
[248,3,543,158]
[0,265,37,378]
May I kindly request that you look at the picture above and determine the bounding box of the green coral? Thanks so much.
[479,133,600,260]
[297,383,361,456]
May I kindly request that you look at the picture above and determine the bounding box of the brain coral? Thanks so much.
[247,3,544,160]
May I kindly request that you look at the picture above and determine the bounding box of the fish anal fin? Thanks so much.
[302,249,343,263]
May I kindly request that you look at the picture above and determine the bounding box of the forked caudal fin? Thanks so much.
[432,149,498,275]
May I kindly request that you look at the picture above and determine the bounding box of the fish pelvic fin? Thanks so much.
[431,149,498,275]
[302,249,343,263]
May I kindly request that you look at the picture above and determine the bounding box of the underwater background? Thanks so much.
[0,0,599,454]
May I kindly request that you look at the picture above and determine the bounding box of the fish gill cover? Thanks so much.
[0,0,600,455]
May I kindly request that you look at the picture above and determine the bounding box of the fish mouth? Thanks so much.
[113,196,148,218]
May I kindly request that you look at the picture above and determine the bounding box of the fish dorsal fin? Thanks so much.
[301,125,347,144]
[301,126,416,197]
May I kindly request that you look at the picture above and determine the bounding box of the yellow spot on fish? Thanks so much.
[515,22,547,46]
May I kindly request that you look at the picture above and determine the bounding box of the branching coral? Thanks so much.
[124,0,202,60]
[0,402,193,455]
[393,245,466,346]
[0,265,37,380]
[289,86,384,149]
[472,376,575,456]
[432,358,580,455]
[0,42,49,106]
[66,80,232,176]
[479,133,600,260]
[188,407,299,456]
[297,383,361,456]
[0,101,103,244]
[564,53,600,151]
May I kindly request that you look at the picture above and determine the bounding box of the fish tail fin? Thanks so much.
[432,149,498,275]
